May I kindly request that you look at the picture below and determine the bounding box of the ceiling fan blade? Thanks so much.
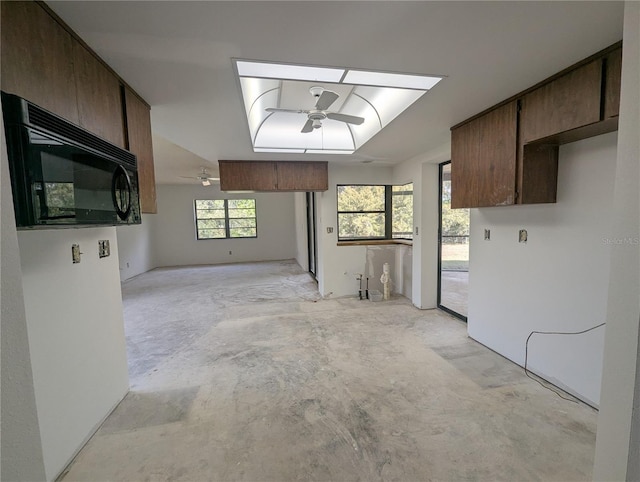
[315,90,339,111]
[206,177,220,181]
[301,118,314,133]
[326,112,365,125]
[266,107,308,114]
[179,176,197,179]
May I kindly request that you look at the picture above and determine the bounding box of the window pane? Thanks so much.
[197,218,226,229]
[337,185,385,212]
[196,209,225,219]
[338,213,385,239]
[228,199,255,209]
[195,199,224,210]
[230,227,256,238]
[392,183,412,193]
[392,183,413,239]
[229,218,256,228]
[198,228,226,239]
[228,208,256,219]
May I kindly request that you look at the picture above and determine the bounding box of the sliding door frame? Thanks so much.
[306,192,318,280]
[438,160,468,322]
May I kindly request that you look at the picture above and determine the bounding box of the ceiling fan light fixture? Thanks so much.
[312,119,322,129]
[202,179,211,186]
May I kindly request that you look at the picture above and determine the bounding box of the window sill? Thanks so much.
[337,239,413,247]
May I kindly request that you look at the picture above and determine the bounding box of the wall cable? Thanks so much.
[524,323,606,404]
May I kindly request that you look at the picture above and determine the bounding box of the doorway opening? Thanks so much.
[438,161,469,320]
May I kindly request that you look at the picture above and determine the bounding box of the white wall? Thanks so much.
[468,132,617,406]
[293,192,309,272]
[594,2,640,478]
[393,141,451,308]
[17,227,130,481]
[154,184,296,267]
[1,112,47,481]
[394,245,413,299]
[116,213,157,281]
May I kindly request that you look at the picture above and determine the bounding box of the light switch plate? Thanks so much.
[327,227,333,234]
[72,244,81,263]
[519,229,528,243]
[484,229,491,240]
[98,240,110,258]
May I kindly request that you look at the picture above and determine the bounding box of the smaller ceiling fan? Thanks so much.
[179,167,219,186]
[266,86,365,133]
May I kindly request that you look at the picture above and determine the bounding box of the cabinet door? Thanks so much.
[521,60,602,143]
[219,161,277,191]
[1,1,79,123]
[451,101,517,208]
[124,88,157,213]
[276,161,328,191]
[73,43,125,147]
[450,121,478,209]
[604,48,622,119]
[475,102,517,206]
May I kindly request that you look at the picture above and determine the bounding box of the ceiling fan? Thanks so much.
[179,167,219,186]
[266,86,365,133]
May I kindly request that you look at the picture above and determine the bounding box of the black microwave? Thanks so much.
[1,92,141,228]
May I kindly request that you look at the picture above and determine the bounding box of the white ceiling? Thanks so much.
[47,1,624,184]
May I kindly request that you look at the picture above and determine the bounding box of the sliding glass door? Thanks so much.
[438,161,469,320]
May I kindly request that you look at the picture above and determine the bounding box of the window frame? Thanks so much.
[336,183,413,241]
[194,198,257,240]
[391,183,414,240]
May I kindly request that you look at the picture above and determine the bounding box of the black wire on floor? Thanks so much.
[524,323,606,404]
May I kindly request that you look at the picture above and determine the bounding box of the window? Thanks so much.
[392,183,413,239]
[337,183,413,241]
[195,199,256,240]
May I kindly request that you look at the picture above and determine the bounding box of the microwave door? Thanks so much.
[72,155,118,224]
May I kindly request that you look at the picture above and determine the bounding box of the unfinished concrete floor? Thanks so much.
[61,260,597,481]
[440,271,469,318]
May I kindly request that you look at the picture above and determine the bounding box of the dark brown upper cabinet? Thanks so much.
[451,102,517,208]
[73,42,125,148]
[450,121,478,209]
[124,88,157,214]
[450,42,621,209]
[219,161,328,192]
[2,1,158,215]
[275,161,328,191]
[1,1,79,123]
[521,60,602,144]
[219,161,278,192]
[604,48,622,119]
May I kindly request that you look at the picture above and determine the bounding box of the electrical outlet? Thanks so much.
[415,226,419,235]
[327,227,333,234]
[229,250,232,255]
[484,229,491,240]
